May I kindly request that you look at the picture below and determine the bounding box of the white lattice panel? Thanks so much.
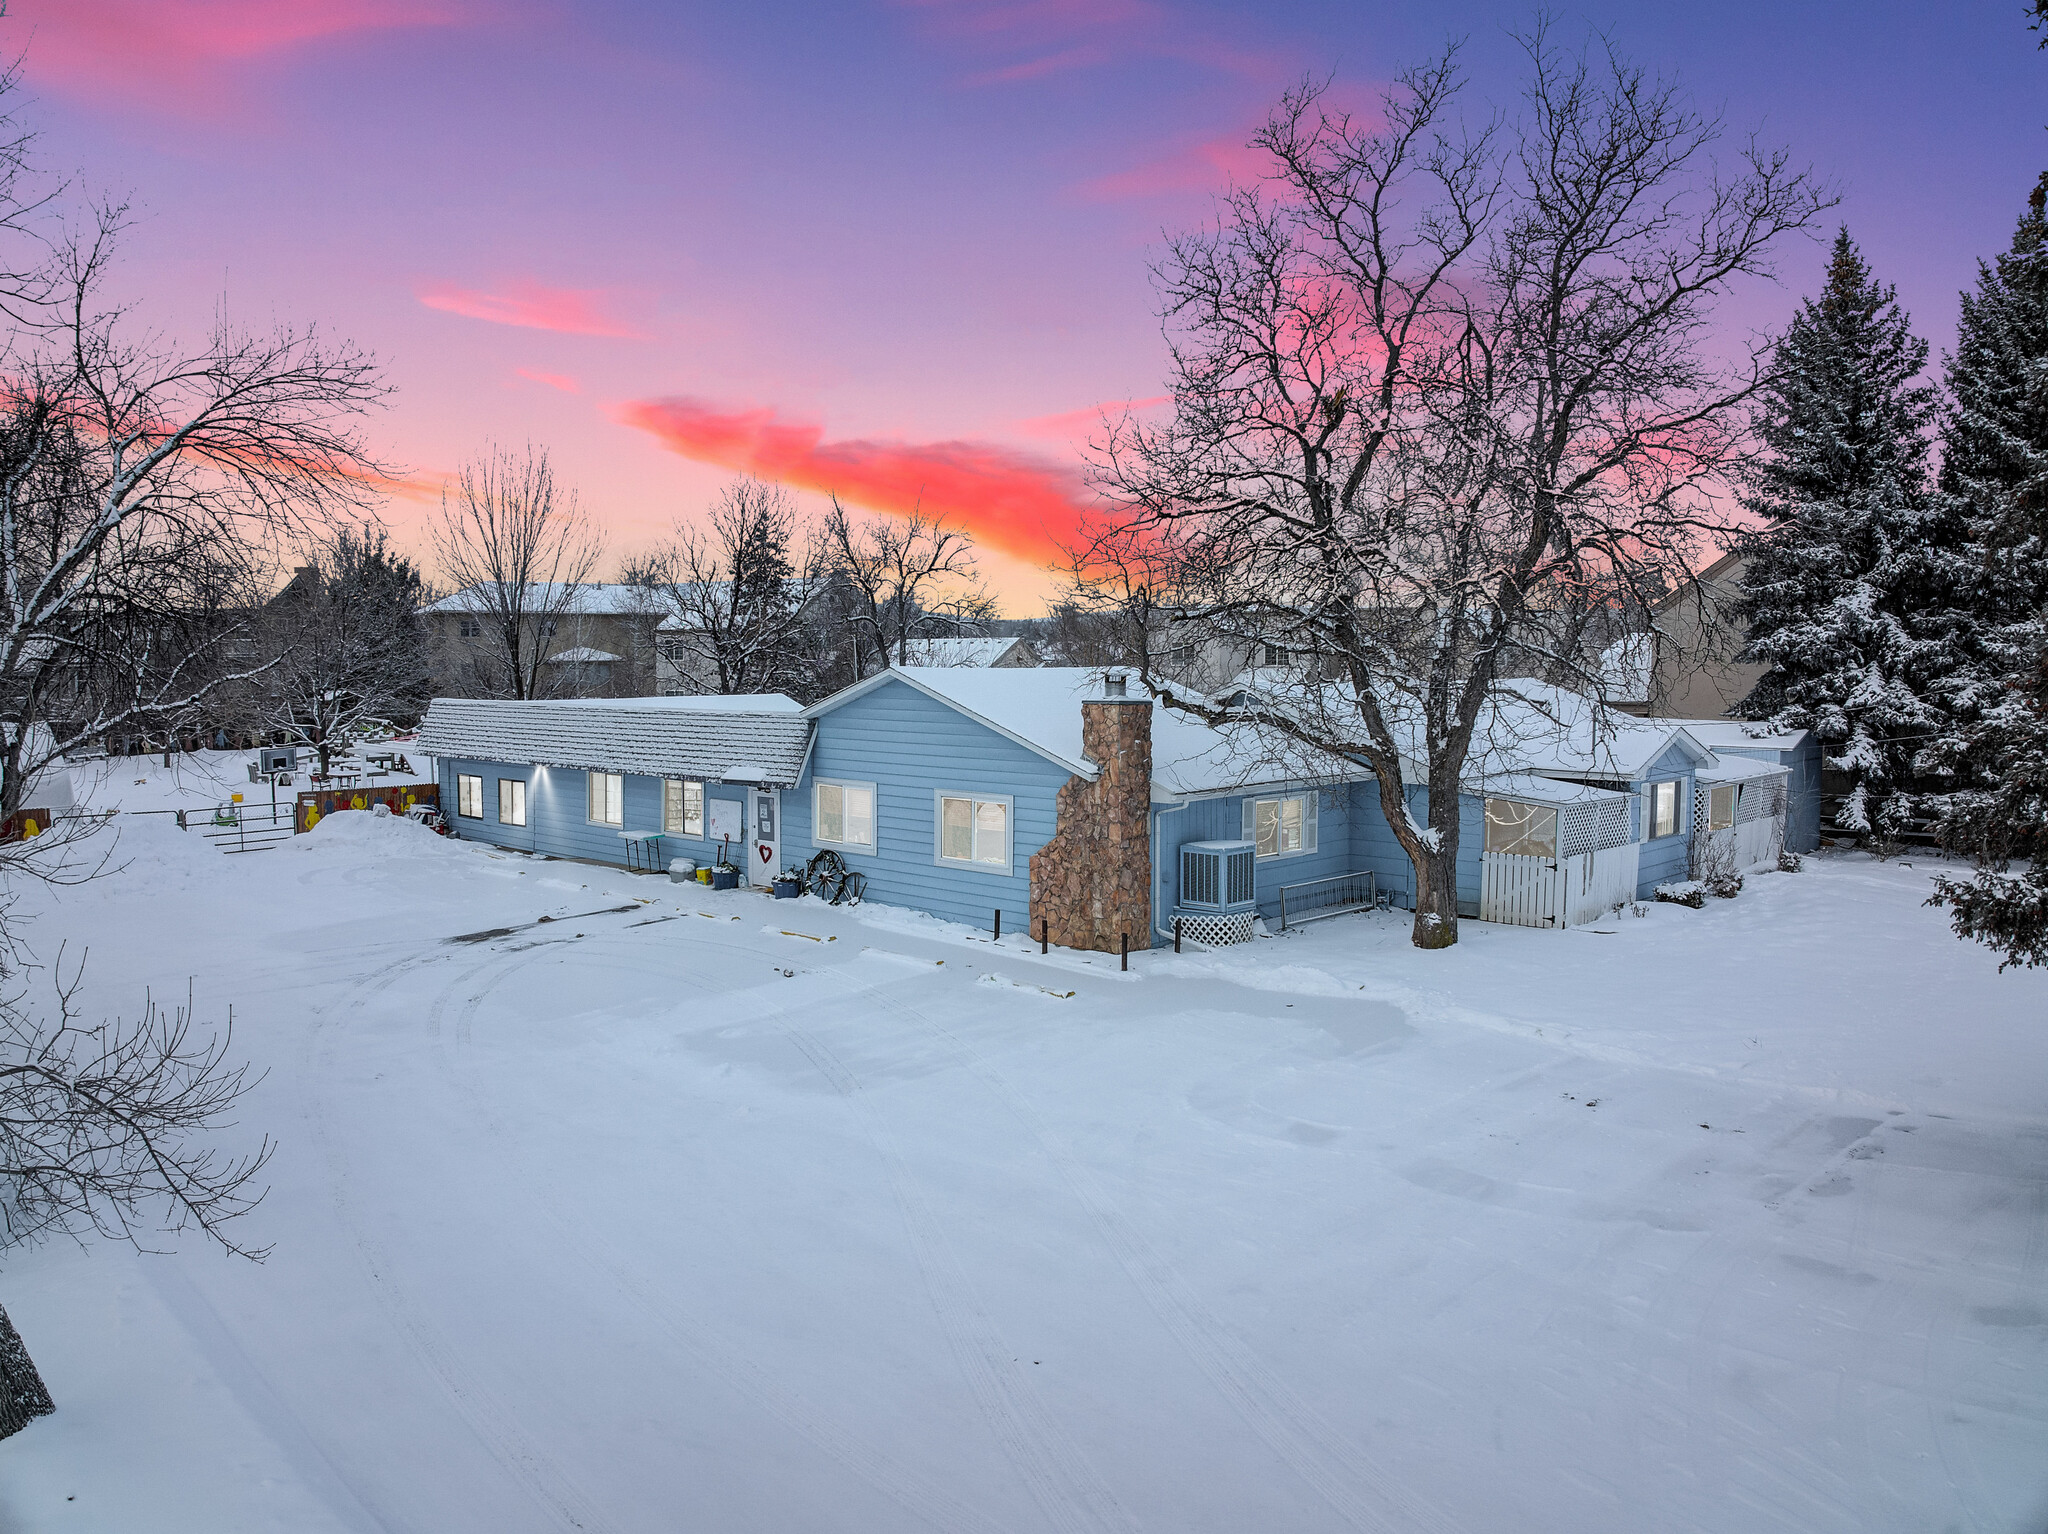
[1175,910,1256,946]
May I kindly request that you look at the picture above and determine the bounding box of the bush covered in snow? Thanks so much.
[1655,881,1706,908]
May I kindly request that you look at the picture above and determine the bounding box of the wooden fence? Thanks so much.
[296,782,439,833]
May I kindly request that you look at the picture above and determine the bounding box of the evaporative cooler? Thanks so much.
[1176,839,1257,945]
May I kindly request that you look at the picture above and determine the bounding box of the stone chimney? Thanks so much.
[1028,679,1153,953]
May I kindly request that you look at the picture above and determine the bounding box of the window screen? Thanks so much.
[1246,794,1317,857]
[937,795,1009,870]
[457,774,483,819]
[1707,783,1735,831]
[815,781,875,852]
[1484,798,1557,858]
[1649,780,1681,839]
[587,771,622,826]
[664,779,703,836]
[498,777,526,826]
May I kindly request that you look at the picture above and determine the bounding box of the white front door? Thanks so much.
[752,789,780,886]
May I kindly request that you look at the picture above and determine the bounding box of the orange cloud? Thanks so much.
[617,397,1098,567]
[13,0,464,113]
[515,367,582,394]
[417,282,643,339]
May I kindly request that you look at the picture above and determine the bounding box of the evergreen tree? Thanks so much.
[1736,229,1949,838]
[1929,174,2048,965]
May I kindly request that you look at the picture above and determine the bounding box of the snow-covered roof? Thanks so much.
[425,583,675,617]
[898,636,1032,668]
[549,693,802,713]
[545,647,621,664]
[417,696,811,786]
[1479,773,1630,805]
[809,667,1367,798]
[1662,718,1812,753]
[1477,682,1716,781]
[1697,754,1791,784]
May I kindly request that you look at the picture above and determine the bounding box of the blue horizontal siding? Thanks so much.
[439,756,750,871]
[791,679,1071,935]
[1713,738,1822,853]
[1632,739,1700,896]
[1155,789,1360,928]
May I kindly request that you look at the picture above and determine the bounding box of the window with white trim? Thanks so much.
[456,774,483,819]
[1706,783,1735,831]
[814,779,875,854]
[498,777,526,826]
[587,771,623,827]
[664,779,704,837]
[1648,779,1682,839]
[935,792,1011,874]
[1484,798,1556,859]
[1244,792,1318,858]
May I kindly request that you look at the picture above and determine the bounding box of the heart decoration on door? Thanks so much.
[757,843,772,863]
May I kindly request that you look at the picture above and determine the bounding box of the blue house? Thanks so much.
[413,668,1796,948]
[416,695,811,878]
[1659,719,1822,853]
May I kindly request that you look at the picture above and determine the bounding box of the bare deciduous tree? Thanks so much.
[624,478,820,697]
[256,526,431,773]
[822,500,995,680]
[430,444,602,699]
[1081,33,1830,948]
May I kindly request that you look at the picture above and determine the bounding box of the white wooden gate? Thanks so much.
[1482,841,1641,929]
[1481,851,1559,927]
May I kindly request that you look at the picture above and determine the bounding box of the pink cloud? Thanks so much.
[898,0,1280,87]
[417,282,644,339]
[1015,397,1167,440]
[1082,130,1272,201]
[12,0,465,114]
[515,367,582,394]
[616,396,1098,567]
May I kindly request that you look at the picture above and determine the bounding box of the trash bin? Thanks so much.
[669,857,697,884]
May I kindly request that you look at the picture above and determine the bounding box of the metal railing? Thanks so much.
[179,800,296,854]
[1277,869,1379,931]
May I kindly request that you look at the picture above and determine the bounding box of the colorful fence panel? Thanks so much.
[0,807,53,843]
[295,783,439,834]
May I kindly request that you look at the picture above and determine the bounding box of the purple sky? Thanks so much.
[15,1,2045,609]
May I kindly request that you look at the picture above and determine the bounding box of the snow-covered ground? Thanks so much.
[2,768,2046,1532]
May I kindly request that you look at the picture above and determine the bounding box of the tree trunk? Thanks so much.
[1410,846,1459,948]
[0,1304,55,1441]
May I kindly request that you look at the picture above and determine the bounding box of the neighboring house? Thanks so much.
[1634,548,1764,720]
[897,636,1041,668]
[423,584,674,699]
[418,665,1793,949]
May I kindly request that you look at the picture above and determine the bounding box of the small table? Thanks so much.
[619,829,665,872]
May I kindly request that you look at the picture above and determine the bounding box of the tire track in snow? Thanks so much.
[852,964,1467,1534]
[433,942,1027,1534]
[306,949,623,1534]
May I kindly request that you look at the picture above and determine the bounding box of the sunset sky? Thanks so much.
[15,0,2043,611]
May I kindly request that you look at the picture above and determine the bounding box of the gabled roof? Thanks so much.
[806,667,1370,798]
[417,695,810,787]
[424,583,676,617]
[1660,717,1813,753]
[898,636,1035,668]
[1480,682,1716,781]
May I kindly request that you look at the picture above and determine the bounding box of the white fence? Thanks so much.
[1481,841,1641,929]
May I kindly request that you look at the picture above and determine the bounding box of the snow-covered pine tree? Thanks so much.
[1929,174,2048,965]
[1736,229,1949,840]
